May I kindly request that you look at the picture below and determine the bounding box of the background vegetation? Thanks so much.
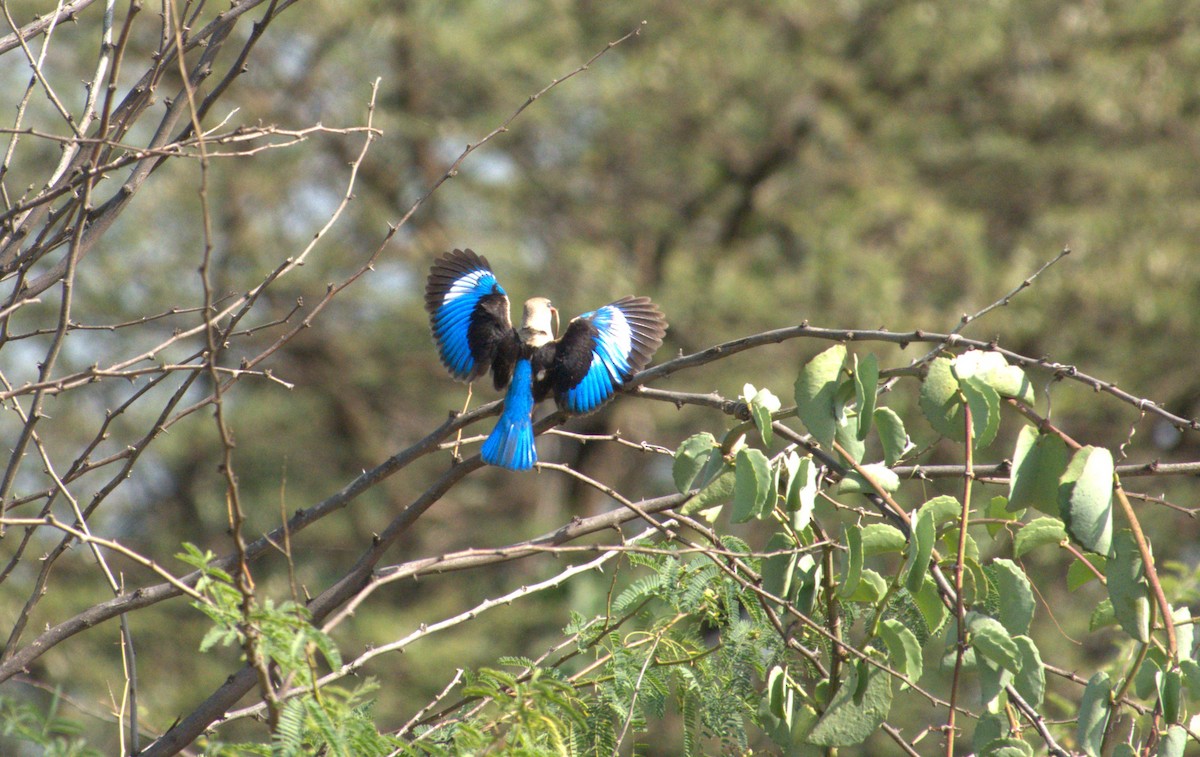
[2,0,1200,754]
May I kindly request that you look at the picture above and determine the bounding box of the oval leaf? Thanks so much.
[1077,672,1111,757]
[873,406,910,466]
[1059,446,1114,555]
[837,525,863,599]
[879,618,923,687]
[806,660,893,747]
[862,523,906,556]
[1013,517,1067,558]
[1106,529,1150,642]
[903,509,937,595]
[1008,426,1069,516]
[794,345,847,449]
[837,463,899,495]
[732,448,772,523]
[919,356,964,440]
[992,558,1035,636]
[967,613,1021,673]
[673,432,719,492]
[854,353,879,441]
[1012,635,1045,708]
[960,376,1001,449]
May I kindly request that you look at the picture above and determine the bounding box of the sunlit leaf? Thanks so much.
[919,356,964,440]
[853,353,879,441]
[1008,426,1069,516]
[794,345,847,449]
[836,463,899,495]
[1013,517,1067,558]
[873,407,911,466]
[1059,445,1114,555]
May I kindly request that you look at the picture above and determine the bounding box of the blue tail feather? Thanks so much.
[481,359,537,470]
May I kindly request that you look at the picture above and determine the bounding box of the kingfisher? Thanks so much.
[424,248,668,470]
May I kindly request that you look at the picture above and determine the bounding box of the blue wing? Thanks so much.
[481,359,538,470]
[550,296,667,415]
[425,249,516,385]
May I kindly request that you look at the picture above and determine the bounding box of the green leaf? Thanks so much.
[1181,658,1200,699]
[766,665,789,722]
[972,712,1005,754]
[854,353,879,441]
[902,508,936,595]
[1013,517,1067,558]
[981,738,1034,757]
[806,659,893,747]
[987,495,1022,538]
[837,525,863,599]
[1159,668,1183,724]
[976,655,1012,713]
[762,532,798,608]
[743,384,782,446]
[879,618,923,687]
[837,463,899,495]
[1158,725,1186,757]
[991,558,1035,636]
[967,612,1021,673]
[794,344,847,449]
[913,575,947,634]
[955,350,1035,406]
[844,569,887,603]
[861,523,906,556]
[1089,599,1116,632]
[961,557,989,606]
[1106,530,1150,642]
[1067,556,1105,591]
[919,495,961,528]
[952,349,1009,380]
[834,416,866,464]
[673,432,719,492]
[785,453,818,531]
[959,376,1001,449]
[919,356,964,440]
[794,555,822,616]
[1008,426,1069,515]
[1134,655,1163,700]
[1012,635,1045,708]
[1077,672,1111,757]
[1059,445,1114,555]
[731,448,772,523]
[873,407,910,466]
[680,467,735,515]
[1176,606,1194,663]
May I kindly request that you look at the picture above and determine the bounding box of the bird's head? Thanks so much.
[519,297,558,347]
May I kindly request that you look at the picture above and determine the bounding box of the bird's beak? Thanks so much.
[551,306,559,338]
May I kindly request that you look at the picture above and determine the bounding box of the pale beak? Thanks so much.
[550,306,559,338]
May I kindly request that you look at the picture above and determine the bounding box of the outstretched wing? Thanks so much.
[544,296,667,415]
[425,249,519,389]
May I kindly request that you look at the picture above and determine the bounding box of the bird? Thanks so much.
[424,248,668,470]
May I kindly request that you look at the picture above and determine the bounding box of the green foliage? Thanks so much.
[0,692,100,757]
[178,546,397,756]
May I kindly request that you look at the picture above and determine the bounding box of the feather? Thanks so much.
[481,360,538,470]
